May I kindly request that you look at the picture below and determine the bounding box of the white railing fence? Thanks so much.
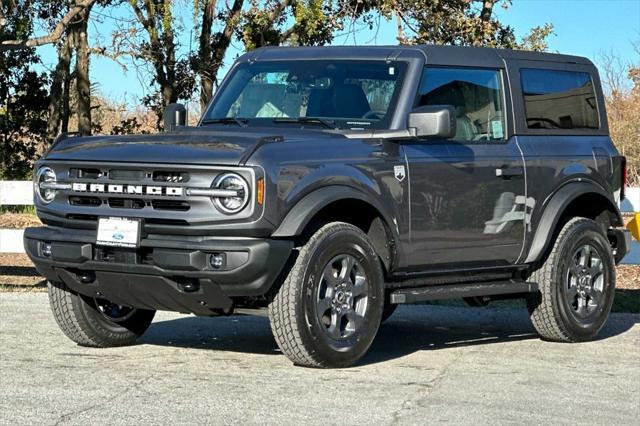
[1,181,34,253]
[1,181,639,254]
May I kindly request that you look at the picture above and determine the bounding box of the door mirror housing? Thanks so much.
[163,103,187,132]
[407,105,456,139]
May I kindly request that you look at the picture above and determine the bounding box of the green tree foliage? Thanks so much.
[517,23,554,52]
[380,0,551,50]
[0,2,50,179]
[238,0,377,50]
[385,0,515,46]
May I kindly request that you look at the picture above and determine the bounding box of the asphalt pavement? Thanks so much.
[1,293,638,425]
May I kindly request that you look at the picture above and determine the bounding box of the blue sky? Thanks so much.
[34,0,640,105]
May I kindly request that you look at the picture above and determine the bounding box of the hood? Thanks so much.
[44,128,300,166]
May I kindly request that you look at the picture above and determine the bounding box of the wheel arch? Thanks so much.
[271,185,400,273]
[524,181,624,264]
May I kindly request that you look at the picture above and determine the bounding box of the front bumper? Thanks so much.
[24,226,293,315]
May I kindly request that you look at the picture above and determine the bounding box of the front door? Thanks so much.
[404,67,527,269]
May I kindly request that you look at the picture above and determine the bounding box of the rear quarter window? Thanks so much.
[520,69,599,130]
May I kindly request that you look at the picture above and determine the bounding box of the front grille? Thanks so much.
[145,218,190,226]
[152,199,190,211]
[153,171,189,183]
[108,169,146,181]
[69,196,101,207]
[69,168,101,179]
[108,198,145,209]
[42,160,258,230]
[67,214,98,222]
[65,166,193,212]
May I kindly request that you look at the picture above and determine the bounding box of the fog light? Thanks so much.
[42,243,52,257]
[210,253,225,269]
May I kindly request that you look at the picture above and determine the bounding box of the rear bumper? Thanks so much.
[608,228,632,264]
[24,226,293,315]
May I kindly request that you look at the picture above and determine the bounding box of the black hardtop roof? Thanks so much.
[242,44,594,68]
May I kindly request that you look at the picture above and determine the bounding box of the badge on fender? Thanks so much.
[394,165,406,182]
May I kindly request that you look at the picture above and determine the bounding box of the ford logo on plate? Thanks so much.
[112,232,124,241]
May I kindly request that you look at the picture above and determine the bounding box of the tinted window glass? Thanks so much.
[205,61,406,129]
[520,69,599,130]
[417,68,505,142]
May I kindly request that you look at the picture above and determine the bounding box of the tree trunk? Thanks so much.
[46,35,73,141]
[74,11,91,135]
[198,0,215,111]
[480,0,495,22]
[61,69,71,134]
[203,0,243,108]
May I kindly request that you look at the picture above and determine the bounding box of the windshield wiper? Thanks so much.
[201,117,249,127]
[272,117,336,129]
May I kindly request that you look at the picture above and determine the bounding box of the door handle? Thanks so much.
[495,167,524,178]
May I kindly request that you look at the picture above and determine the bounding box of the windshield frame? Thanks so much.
[200,58,411,131]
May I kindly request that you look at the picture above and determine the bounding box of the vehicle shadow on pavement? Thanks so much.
[139,306,639,366]
[140,313,281,355]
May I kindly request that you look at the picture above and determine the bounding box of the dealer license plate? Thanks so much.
[96,217,141,248]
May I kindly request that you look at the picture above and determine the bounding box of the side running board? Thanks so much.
[390,279,538,304]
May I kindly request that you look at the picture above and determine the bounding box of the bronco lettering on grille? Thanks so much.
[71,183,183,196]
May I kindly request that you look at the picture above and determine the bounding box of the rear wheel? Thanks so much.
[527,217,615,342]
[48,281,155,347]
[269,222,384,368]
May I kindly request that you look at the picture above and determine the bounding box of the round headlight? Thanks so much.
[35,166,57,204]
[213,173,250,214]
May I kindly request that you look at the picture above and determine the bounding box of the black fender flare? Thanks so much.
[272,185,398,238]
[523,181,623,264]
[271,185,402,270]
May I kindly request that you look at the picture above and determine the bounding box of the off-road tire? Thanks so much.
[269,222,385,368]
[527,217,616,342]
[48,281,155,347]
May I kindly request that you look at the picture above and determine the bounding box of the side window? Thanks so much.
[520,69,599,130]
[417,67,505,142]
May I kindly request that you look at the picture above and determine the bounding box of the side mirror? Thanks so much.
[407,105,456,139]
[163,103,187,132]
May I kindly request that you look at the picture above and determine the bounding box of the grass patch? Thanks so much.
[0,205,36,215]
[0,282,47,293]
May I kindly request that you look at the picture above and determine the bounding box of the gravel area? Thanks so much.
[0,213,41,229]
[0,254,45,289]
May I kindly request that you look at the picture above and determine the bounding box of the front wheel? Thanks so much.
[269,222,384,368]
[527,217,616,342]
[48,281,155,347]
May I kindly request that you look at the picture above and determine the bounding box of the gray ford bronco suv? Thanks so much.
[26,45,632,368]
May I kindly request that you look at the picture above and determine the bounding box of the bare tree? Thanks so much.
[129,0,179,107]
[196,0,244,109]
[73,7,92,135]
[1,0,97,48]
[47,35,73,137]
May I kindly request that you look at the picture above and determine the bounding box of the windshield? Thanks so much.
[203,60,407,130]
